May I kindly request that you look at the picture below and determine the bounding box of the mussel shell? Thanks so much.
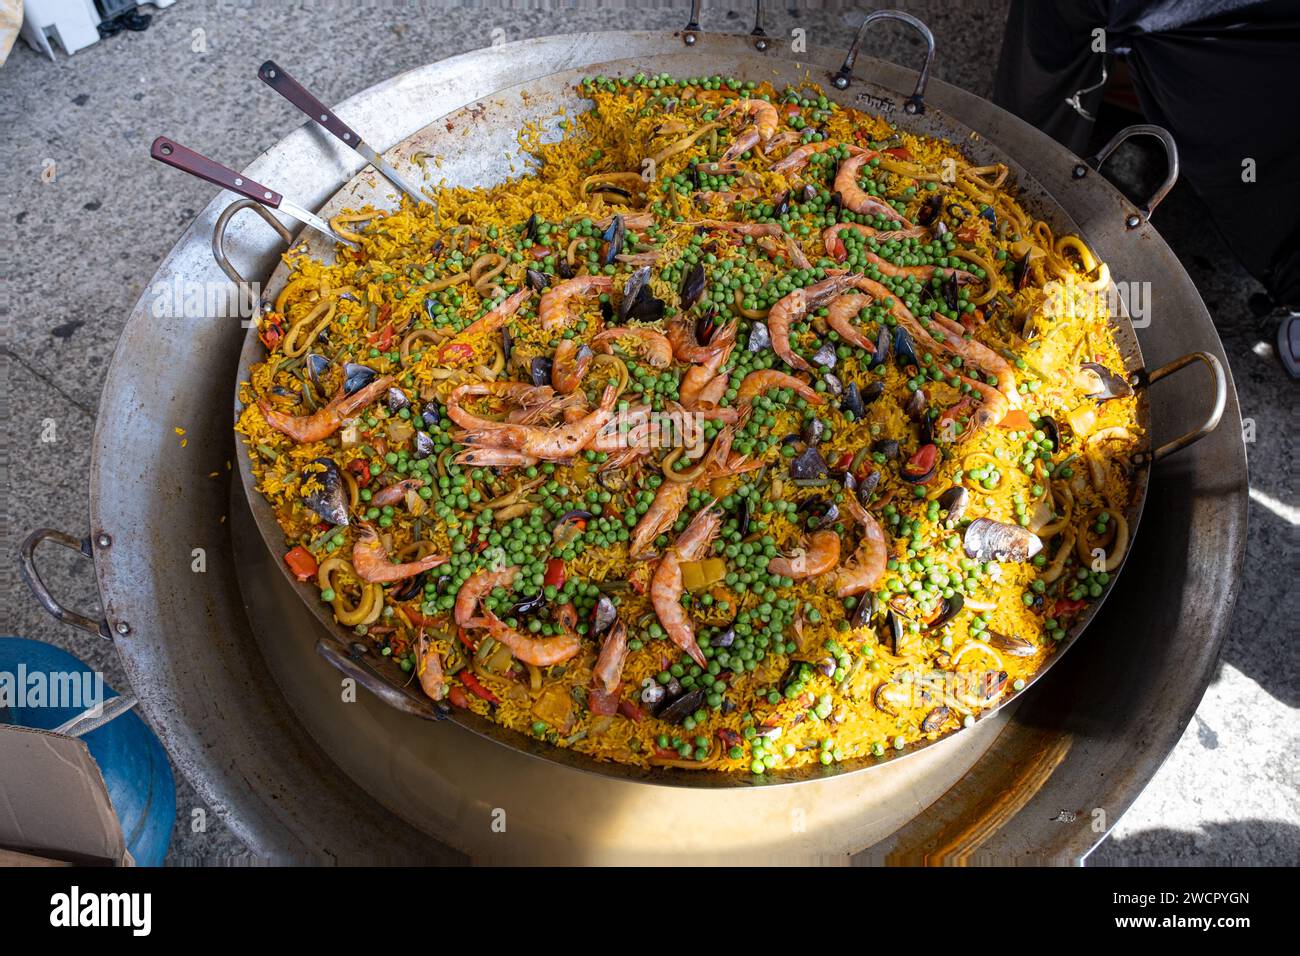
[963,517,1044,562]
[979,206,997,227]
[917,193,943,226]
[602,214,625,265]
[842,381,866,419]
[1080,362,1134,400]
[900,442,939,484]
[926,592,964,630]
[857,468,882,502]
[414,430,436,459]
[801,498,839,531]
[801,417,825,446]
[904,388,927,422]
[303,457,349,526]
[621,266,665,323]
[386,387,410,413]
[870,325,890,367]
[893,327,919,370]
[680,262,707,312]
[392,571,427,603]
[656,686,707,723]
[773,190,790,219]
[790,445,830,481]
[511,591,546,617]
[986,630,1037,657]
[736,499,751,538]
[801,184,817,203]
[942,272,960,312]
[1039,415,1062,449]
[695,309,718,346]
[779,659,813,693]
[712,627,736,649]
[342,363,377,396]
[525,268,551,291]
[883,610,904,655]
[937,485,969,523]
[872,438,900,461]
[305,353,331,385]
[850,591,876,629]
[525,212,541,243]
[557,258,575,280]
[501,326,513,365]
[530,356,554,387]
[589,595,618,638]
[862,380,885,405]
[812,343,838,369]
[921,706,952,733]
[595,469,628,493]
[747,321,771,352]
[821,373,843,397]
[421,404,440,430]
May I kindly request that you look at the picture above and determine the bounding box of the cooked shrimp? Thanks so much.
[711,99,779,168]
[370,477,424,508]
[767,272,861,372]
[589,620,630,716]
[680,364,728,409]
[446,380,557,431]
[629,480,691,558]
[768,529,841,579]
[482,610,581,666]
[414,629,447,702]
[824,292,878,351]
[770,140,861,177]
[666,316,737,366]
[834,151,909,225]
[822,221,928,260]
[650,504,721,667]
[538,275,614,331]
[459,384,619,460]
[352,524,449,583]
[835,498,888,597]
[258,375,395,443]
[735,369,826,405]
[551,339,593,394]
[861,250,975,284]
[452,447,542,468]
[455,566,518,628]
[592,326,673,368]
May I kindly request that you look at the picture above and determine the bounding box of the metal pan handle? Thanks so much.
[18,529,112,640]
[315,636,448,722]
[1138,351,1227,461]
[212,199,293,324]
[831,9,934,114]
[1080,124,1180,227]
[683,0,770,50]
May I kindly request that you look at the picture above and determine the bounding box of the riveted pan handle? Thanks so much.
[1139,351,1226,461]
[683,0,770,50]
[316,636,449,721]
[1077,124,1180,227]
[831,9,934,114]
[212,199,293,324]
[19,529,112,640]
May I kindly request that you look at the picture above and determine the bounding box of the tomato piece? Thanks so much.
[618,698,645,723]
[258,319,285,352]
[437,342,475,363]
[884,146,913,160]
[543,558,567,588]
[448,687,471,709]
[956,224,980,243]
[834,452,855,471]
[1051,598,1088,618]
[904,443,939,480]
[283,545,318,582]
[459,671,500,705]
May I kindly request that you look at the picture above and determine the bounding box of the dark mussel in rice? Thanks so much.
[790,445,830,481]
[589,594,618,638]
[601,214,626,265]
[501,325,513,365]
[904,388,927,422]
[779,659,814,694]
[799,497,839,531]
[812,342,838,369]
[802,416,825,446]
[986,630,1037,657]
[414,430,436,459]
[387,386,410,414]
[747,321,771,352]
[821,373,843,397]
[801,183,818,203]
[937,485,969,523]
[772,190,791,219]
[711,625,736,648]
[870,325,890,367]
[656,686,707,723]
[882,609,905,654]
[511,590,547,617]
[917,192,943,226]
[857,468,882,502]
[530,356,554,387]
[558,258,575,280]
[303,458,349,526]
[1078,362,1134,400]
[861,380,886,405]
[893,327,919,370]
[1012,252,1032,291]
[850,591,876,629]
[942,272,961,313]
[1039,415,1063,450]
[696,308,718,345]
[305,352,331,385]
[901,442,939,484]
[679,262,707,312]
[421,403,440,430]
[921,706,952,734]
[525,268,551,291]
[872,438,900,461]
[620,266,665,323]
[736,498,751,537]
[979,206,997,227]
[392,570,428,603]
[524,212,542,243]
[924,592,964,630]
[963,517,1044,562]
[841,381,866,419]
[342,363,377,395]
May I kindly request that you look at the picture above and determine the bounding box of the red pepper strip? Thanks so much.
[834,451,854,471]
[372,322,394,351]
[456,627,477,651]
[459,671,500,705]
[1051,598,1088,618]
[544,558,566,588]
[259,320,285,352]
[376,303,392,325]
[829,237,847,263]
[884,146,913,160]
[437,342,474,363]
[617,698,645,723]
[447,687,471,709]
[956,225,980,244]
[283,545,318,582]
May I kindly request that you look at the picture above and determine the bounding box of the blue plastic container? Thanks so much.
[0,637,176,866]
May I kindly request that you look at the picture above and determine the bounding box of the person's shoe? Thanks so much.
[1279,313,1299,380]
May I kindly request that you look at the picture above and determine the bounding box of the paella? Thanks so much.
[236,72,1141,773]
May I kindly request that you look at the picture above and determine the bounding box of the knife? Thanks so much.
[258,59,428,207]
[150,136,358,248]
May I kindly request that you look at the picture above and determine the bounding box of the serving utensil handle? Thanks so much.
[1142,351,1227,461]
[258,59,364,146]
[151,136,284,208]
[831,9,935,114]
[18,529,113,640]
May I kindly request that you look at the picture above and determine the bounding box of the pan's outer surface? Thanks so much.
[233,53,1155,784]
[82,31,1246,862]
